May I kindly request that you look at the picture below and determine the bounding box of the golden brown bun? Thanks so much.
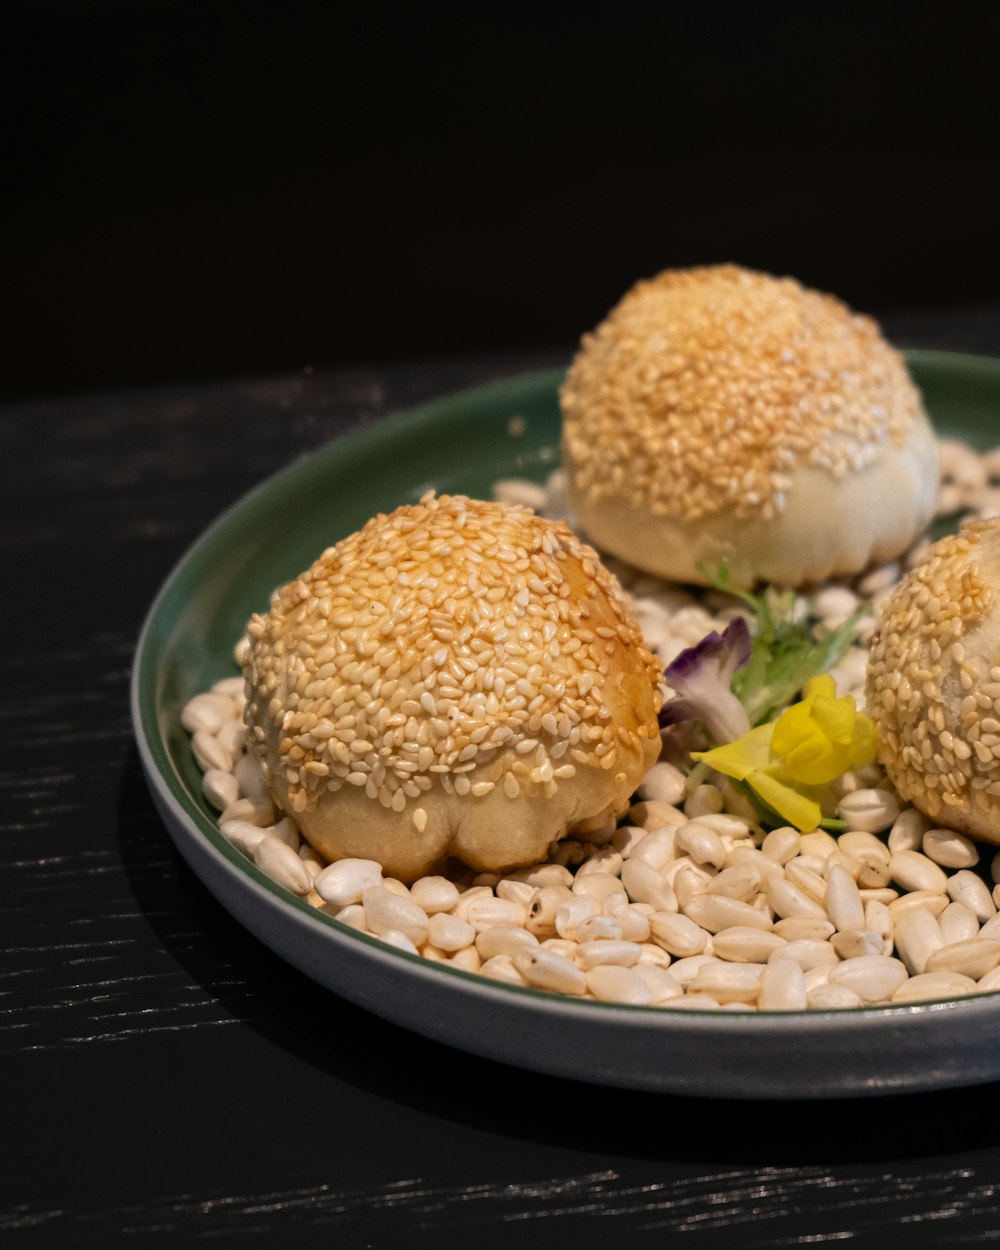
[561,264,938,588]
[243,493,663,880]
[866,518,1000,844]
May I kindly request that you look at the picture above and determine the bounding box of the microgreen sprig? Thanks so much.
[703,562,870,728]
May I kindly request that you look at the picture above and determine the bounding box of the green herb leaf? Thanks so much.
[700,561,870,727]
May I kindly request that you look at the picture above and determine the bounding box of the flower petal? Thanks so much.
[660,618,753,745]
[782,732,849,786]
[849,712,878,769]
[802,674,837,701]
[749,770,823,833]
[810,693,857,746]
[771,698,815,759]
[692,723,774,781]
[771,688,860,785]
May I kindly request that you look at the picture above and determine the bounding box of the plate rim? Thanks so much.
[130,349,1000,1096]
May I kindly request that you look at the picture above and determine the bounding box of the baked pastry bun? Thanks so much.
[866,517,1000,844]
[243,492,663,880]
[561,264,938,588]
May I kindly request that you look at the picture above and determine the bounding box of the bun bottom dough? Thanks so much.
[566,416,938,589]
[282,737,657,882]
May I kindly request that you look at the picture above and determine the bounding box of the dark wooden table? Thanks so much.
[6,311,1000,1247]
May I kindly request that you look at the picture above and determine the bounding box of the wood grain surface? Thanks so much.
[5,321,1000,1248]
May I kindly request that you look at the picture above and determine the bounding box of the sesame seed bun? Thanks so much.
[560,265,938,588]
[866,518,1000,844]
[243,493,663,881]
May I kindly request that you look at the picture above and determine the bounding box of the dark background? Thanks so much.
[6,8,1000,1243]
[3,0,999,399]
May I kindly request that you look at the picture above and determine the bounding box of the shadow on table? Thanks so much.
[120,744,1000,1169]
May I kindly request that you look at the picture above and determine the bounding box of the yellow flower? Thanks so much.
[692,676,877,832]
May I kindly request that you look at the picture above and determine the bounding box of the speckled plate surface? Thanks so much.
[133,351,1000,1099]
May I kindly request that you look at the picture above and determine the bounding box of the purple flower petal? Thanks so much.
[659,617,752,745]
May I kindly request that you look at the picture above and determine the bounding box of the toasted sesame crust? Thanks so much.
[866,518,1000,843]
[561,265,938,587]
[243,492,663,878]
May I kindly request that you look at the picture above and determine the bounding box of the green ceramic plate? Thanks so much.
[133,351,1000,1099]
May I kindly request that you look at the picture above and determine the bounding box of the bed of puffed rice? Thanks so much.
[182,436,1000,1011]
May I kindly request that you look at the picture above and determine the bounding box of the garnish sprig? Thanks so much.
[705,562,870,728]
